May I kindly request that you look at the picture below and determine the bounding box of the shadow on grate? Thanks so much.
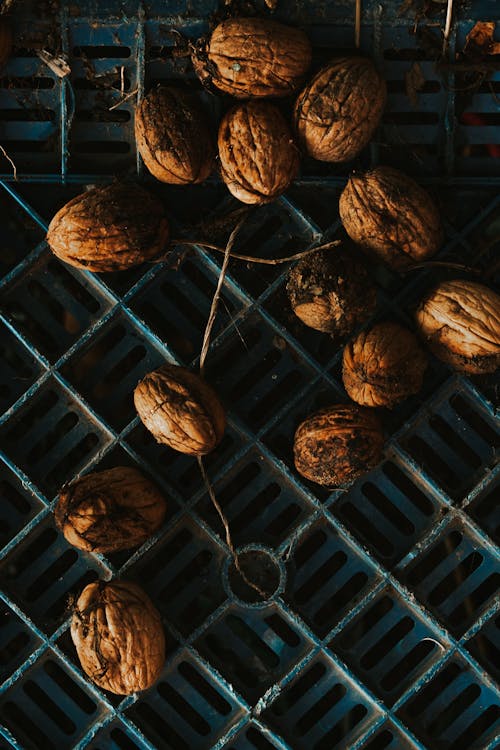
[0,601,42,684]
[0,458,45,551]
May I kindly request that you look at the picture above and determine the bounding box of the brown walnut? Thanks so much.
[294,404,384,487]
[135,87,214,184]
[134,364,225,455]
[55,467,167,554]
[71,580,165,695]
[46,183,169,272]
[286,247,377,336]
[192,17,311,98]
[0,16,12,69]
[342,322,428,408]
[415,280,500,374]
[294,57,386,162]
[218,101,299,205]
[339,166,443,269]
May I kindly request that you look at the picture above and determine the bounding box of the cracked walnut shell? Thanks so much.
[415,280,500,374]
[191,16,311,98]
[343,322,428,408]
[71,580,165,695]
[134,364,225,455]
[55,467,167,554]
[294,57,386,162]
[47,183,169,272]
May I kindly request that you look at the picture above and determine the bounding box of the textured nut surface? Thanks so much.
[339,166,443,269]
[55,467,167,554]
[71,580,165,695]
[47,183,169,272]
[294,405,384,487]
[134,364,225,455]
[286,247,377,336]
[135,87,214,184]
[343,322,428,408]
[415,280,500,374]
[294,57,386,162]
[0,17,12,69]
[218,101,299,205]
[192,17,311,98]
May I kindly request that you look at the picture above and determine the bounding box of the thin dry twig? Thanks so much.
[109,87,138,111]
[443,0,454,54]
[403,260,481,275]
[172,238,341,265]
[355,0,362,49]
[0,144,17,180]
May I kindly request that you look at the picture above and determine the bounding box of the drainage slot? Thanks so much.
[177,661,232,716]
[296,683,346,737]
[407,531,462,586]
[360,616,414,670]
[23,679,76,734]
[428,551,483,606]
[381,639,437,692]
[157,682,210,736]
[361,482,415,535]
[295,551,347,604]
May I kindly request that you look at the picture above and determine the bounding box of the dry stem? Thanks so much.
[355,0,362,49]
[172,238,341,266]
[443,0,454,54]
[0,144,17,180]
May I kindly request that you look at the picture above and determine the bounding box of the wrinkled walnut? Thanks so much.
[294,57,386,162]
[55,467,167,554]
[218,101,299,205]
[415,280,500,374]
[71,580,165,695]
[339,166,443,269]
[0,17,12,69]
[134,364,225,455]
[192,17,311,98]
[47,183,169,272]
[135,87,214,184]
[343,322,428,408]
[286,247,377,336]
[294,405,384,487]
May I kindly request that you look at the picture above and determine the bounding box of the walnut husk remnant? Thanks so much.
[191,16,311,98]
[286,247,377,336]
[55,467,167,554]
[294,57,386,162]
[294,404,384,487]
[134,364,225,455]
[0,16,12,69]
[135,87,214,184]
[343,322,428,408]
[71,580,165,695]
[415,279,500,374]
[46,183,169,272]
[218,101,299,205]
[339,166,443,269]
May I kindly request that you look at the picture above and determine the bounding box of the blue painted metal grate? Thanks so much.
[0,1,499,749]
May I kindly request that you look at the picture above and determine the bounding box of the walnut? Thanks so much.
[191,17,311,98]
[55,467,167,554]
[134,364,225,455]
[294,57,386,162]
[218,101,299,204]
[339,166,443,269]
[286,247,377,336]
[135,87,214,184]
[343,322,428,408]
[415,280,500,374]
[0,16,12,69]
[294,405,384,487]
[46,183,169,272]
[71,580,165,695]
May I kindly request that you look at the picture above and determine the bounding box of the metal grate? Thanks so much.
[1,1,499,749]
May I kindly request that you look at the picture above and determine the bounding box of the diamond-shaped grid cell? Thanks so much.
[223,722,284,750]
[195,603,311,704]
[0,601,42,684]
[195,448,312,550]
[357,721,419,750]
[402,523,500,637]
[127,650,243,750]
[0,652,105,750]
[0,459,45,551]
[263,653,380,750]
[0,517,107,634]
[0,321,43,413]
[128,517,226,637]
[398,656,500,750]
[284,522,380,638]
[0,378,111,498]
[329,587,445,706]
[466,468,500,546]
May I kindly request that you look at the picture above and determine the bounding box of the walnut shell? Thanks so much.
[343,322,428,408]
[0,16,12,69]
[415,280,500,374]
[134,365,225,455]
[135,87,214,184]
[71,580,165,695]
[286,247,377,336]
[339,166,443,269]
[294,57,386,162]
[294,405,384,487]
[55,467,167,554]
[47,183,169,272]
[192,17,311,98]
[218,101,299,205]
